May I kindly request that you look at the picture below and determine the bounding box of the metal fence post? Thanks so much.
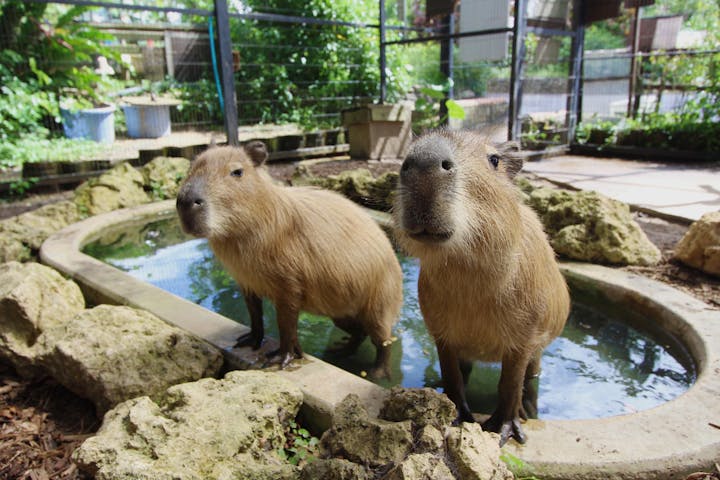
[566,0,585,143]
[439,13,455,125]
[213,0,239,145]
[508,0,528,141]
[379,0,387,104]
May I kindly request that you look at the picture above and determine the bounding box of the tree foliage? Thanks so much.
[231,0,379,128]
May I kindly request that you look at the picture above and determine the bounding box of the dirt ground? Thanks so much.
[0,158,718,479]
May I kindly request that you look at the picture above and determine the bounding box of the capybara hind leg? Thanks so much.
[438,342,474,424]
[459,359,473,386]
[235,291,264,350]
[328,319,366,355]
[367,339,392,380]
[482,350,532,446]
[520,352,541,420]
[266,301,303,369]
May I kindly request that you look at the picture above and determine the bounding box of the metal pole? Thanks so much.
[628,6,641,118]
[566,0,585,144]
[213,0,239,145]
[379,0,387,104]
[439,13,455,125]
[508,0,528,141]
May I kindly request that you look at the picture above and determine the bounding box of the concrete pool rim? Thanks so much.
[40,200,720,480]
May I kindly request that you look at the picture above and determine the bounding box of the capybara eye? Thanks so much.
[230,168,244,177]
[441,160,454,171]
[488,154,500,169]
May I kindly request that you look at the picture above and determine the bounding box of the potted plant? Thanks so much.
[59,65,118,144]
[121,91,181,139]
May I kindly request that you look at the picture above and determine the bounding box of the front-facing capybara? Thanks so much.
[176,142,403,378]
[393,130,570,445]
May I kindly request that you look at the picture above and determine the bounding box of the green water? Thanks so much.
[84,217,696,420]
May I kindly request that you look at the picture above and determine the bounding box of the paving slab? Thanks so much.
[524,155,720,222]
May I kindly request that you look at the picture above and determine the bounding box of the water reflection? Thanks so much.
[84,217,696,420]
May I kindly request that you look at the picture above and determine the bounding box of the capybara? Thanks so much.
[176,141,403,378]
[393,130,570,445]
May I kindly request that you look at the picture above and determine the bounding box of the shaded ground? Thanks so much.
[0,157,718,479]
[0,363,98,480]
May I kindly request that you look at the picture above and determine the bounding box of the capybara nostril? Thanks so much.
[441,159,454,171]
[193,198,204,207]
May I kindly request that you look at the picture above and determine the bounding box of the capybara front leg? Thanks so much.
[438,341,474,424]
[482,350,531,446]
[267,301,303,369]
[368,339,392,380]
[520,352,541,420]
[235,291,264,350]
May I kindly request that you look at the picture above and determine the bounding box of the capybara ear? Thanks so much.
[244,141,268,166]
[494,141,523,179]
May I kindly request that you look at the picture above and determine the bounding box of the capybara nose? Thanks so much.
[176,181,206,212]
[401,139,455,175]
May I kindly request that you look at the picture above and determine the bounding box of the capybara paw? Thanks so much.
[266,349,303,369]
[482,415,526,446]
[367,365,391,381]
[235,332,262,350]
[452,406,475,426]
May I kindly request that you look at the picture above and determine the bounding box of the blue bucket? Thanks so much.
[123,104,172,138]
[60,104,116,144]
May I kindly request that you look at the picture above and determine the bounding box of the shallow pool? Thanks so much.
[84,217,696,420]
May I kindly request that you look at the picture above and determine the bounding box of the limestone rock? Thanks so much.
[292,167,398,212]
[674,211,720,277]
[527,187,661,266]
[300,458,371,480]
[383,453,455,480]
[320,394,413,467]
[446,423,513,480]
[74,162,150,216]
[74,370,303,480]
[0,201,81,261]
[380,387,456,430]
[0,261,85,376]
[142,156,191,200]
[0,236,31,263]
[415,425,445,453]
[41,305,223,413]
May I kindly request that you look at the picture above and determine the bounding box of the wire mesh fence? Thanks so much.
[1,0,718,167]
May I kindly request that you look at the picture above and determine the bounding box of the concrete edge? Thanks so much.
[39,201,720,479]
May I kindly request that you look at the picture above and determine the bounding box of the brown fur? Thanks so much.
[177,143,403,375]
[393,130,570,445]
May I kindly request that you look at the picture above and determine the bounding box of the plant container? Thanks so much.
[122,96,181,138]
[341,103,413,160]
[60,103,116,144]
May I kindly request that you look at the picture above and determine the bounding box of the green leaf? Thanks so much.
[419,84,447,100]
[445,99,466,120]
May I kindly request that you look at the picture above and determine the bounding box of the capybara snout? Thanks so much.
[176,175,209,237]
[397,135,459,242]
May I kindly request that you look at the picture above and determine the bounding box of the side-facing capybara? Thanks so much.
[393,130,570,445]
[176,141,403,378]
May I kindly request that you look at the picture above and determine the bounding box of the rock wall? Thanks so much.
[0,157,189,263]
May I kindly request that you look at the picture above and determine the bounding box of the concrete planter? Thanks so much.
[341,103,413,160]
[121,96,181,139]
[60,104,116,144]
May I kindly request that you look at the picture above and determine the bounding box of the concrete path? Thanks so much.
[524,154,720,222]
